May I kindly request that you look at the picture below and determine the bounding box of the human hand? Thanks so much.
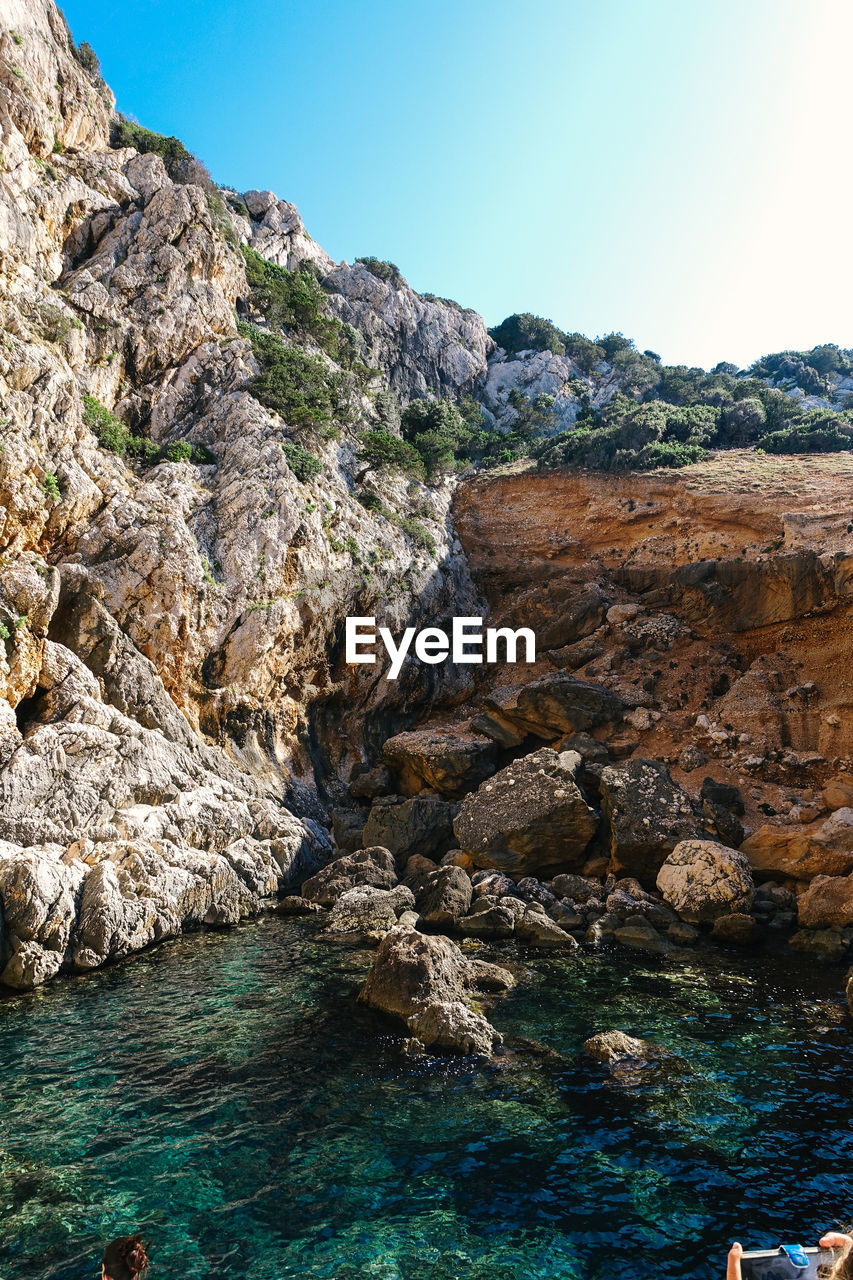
[727,1242,743,1280]
[820,1234,853,1256]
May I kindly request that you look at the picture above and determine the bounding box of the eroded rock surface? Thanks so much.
[359,925,506,1056]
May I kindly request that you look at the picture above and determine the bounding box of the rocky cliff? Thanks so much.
[1,0,852,995]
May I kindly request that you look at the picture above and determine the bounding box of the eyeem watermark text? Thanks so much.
[346,616,536,680]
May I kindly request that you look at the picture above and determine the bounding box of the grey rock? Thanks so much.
[359,926,503,1056]
[301,847,398,907]
[362,795,456,865]
[416,865,473,929]
[454,748,598,878]
[600,759,701,887]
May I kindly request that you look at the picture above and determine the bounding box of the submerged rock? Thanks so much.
[359,926,506,1056]
[454,748,598,878]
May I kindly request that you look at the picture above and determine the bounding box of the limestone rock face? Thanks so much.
[322,260,493,402]
[656,840,755,924]
[382,728,497,799]
[454,748,598,877]
[600,759,701,887]
[796,876,853,930]
[359,925,505,1056]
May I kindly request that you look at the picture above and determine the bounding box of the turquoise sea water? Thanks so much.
[0,917,850,1280]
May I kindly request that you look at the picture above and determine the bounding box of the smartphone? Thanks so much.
[740,1246,837,1280]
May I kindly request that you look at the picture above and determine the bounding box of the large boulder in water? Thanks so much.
[362,795,455,864]
[454,748,598,878]
[847,972,853,1016]
[326,884,415,943]
[382,728,497,799]
[656,839,755,924]
[301,847,397,906]
[600,759,701,887]
[359,925,505,1056]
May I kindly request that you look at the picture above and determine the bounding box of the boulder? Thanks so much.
[416,866,473,929]
[457,895,525,940]
[348,764,393,802]
[359,926,503,1056]
[741,825,853,883]
[516,903,577,948]
[362,795,455,864]
[551,872,601,903]
[301,847,397,907]
[274,895,323,915]
[514,877,558,909]
[454,748,598,877]
[382,728,497,799]
[796,875,853,930]
[700,778,745,814]
[822,776,853,812]
[703,800,745,849]
[789,928,848,960]
[473,672,624,745]
[471,870,517,900]
[656,839,755,924]
[613,918,671,954]
[326,884,415,942]
[711,913,762,946]
[469,959,516,992]
[668,921,700,946]
[402,854,440,893]
[331,808,366,853]
[846,972,852,1016]
[600,759,701,887]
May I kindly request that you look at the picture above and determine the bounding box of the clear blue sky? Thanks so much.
[62,0,853,371]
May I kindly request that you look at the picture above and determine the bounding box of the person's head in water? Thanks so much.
[101,1234,149,1280]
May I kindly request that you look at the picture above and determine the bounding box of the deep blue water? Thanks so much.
[0,917,850,1280]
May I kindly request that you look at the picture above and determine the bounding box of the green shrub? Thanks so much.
[241,247,341,355]
[38,303,79,343]
[355,257,404,286]
[355,429,424,482]
[489,313,567,357]
[42,471,60,500]
[73,41,100,76]
[0,623,9,643]
[83,394,159,461]
[193,442,217,465]
[239,323,347,429]
[83,394,130,455]
[394,516,436,554]
[163,441,193,463]
[11,29,22,44]
[281,441,323,482]
[110,118,212,188]
[400,398,475,479]
[52,138,63,154]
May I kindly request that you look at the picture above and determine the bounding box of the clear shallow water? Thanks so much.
[0,918,850,1280]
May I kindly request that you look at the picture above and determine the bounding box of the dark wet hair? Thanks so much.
[102,1233,149,1280]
